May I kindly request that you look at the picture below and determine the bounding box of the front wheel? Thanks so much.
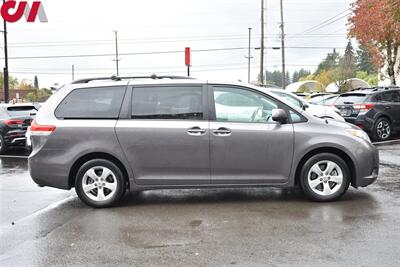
[75,159,126,208]
[299,153,350,202]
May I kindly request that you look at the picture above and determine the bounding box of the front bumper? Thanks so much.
[354,144,379,187]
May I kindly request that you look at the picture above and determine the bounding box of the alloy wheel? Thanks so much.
[377,121,391,139]
[81,166,118,202]
[307,160,343,196]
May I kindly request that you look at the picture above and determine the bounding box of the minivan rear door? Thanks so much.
[116,85,210,186]
[209,85,294,184]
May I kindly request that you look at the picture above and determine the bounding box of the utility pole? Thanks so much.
[259,0,265,85]
[113,30,120,76]
[72,65,75,81]
[3,0,9,103]
[280,0,286,89]
[247,27,252,83]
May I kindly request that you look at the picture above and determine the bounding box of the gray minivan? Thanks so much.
[29,76,379,207]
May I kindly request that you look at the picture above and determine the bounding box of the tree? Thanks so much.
[19,79,35,90]
[356,45,377,74]
[349,0,400,85]
[34,76,39,89]
[315,49,340,74]
[0,73,19,89]
[333,41,357,91]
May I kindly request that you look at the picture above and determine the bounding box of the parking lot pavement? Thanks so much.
[0,145,399,266]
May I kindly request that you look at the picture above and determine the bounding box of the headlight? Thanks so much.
[346,129,371,143]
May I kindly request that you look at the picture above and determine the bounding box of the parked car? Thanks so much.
[267,89,344,121]
[29,76,378,207]
[306,93,334,101]
[309,95,339,106]
[334,87,400,141]
[294,92,310,99]
[0,104,37,154]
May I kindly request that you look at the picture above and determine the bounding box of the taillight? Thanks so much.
[30,120,56,136]
[4,119,24,126]
[353,103,374,113]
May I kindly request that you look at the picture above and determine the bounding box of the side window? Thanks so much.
[131,86,203,120]
[380,92,394,102]
[55,86,126,119]
[393,91,400,102]
[213,87,278,123]
[289,110,303,123]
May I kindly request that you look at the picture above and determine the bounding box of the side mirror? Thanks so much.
[272,109,288,124]
[302,103,308,110]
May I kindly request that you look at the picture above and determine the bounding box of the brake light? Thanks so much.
[4,119,24,126]
[353,103,374,113]
[30,120,56,136]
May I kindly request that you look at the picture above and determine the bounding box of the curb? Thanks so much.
[372,139,400,146]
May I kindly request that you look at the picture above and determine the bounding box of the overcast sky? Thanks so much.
[1,0,354,88]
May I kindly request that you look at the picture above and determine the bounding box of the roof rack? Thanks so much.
[71,74,195,84]
[349,87,372,92]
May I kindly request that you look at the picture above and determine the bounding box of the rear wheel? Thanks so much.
[75,159,126,208]
[373,117,392,142]
[300,153,350,202]
[0,135,7,154]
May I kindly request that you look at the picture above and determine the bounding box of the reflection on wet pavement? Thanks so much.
[0,145,399,266]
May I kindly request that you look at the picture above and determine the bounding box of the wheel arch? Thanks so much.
[375,114,392,125]
[68,152,130,190]
[294,147,356,187]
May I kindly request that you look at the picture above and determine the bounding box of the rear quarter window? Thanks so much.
[335,94,367,105]
[6,106,37,117]
[55,86,126,119]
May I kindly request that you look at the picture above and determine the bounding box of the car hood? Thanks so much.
[310,115,359,130]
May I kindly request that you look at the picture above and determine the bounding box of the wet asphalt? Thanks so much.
[0,144,399,266]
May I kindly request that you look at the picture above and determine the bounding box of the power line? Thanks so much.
[9,64,319,75]
[5,34,347,47]
[2,46,346,60]
[296,8,351,35]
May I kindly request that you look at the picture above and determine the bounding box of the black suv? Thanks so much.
[0,104,37,154]
[334,87,400,141]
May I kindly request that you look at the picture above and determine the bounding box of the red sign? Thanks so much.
[185,47,191,67]
[1,1,48,23]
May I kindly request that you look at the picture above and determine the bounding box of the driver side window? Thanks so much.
[213,87,278,123]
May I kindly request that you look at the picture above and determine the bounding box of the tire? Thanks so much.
[75,159,126,208]
[299,153,350,202]
[373,117,392,142]
[0,135,7,155]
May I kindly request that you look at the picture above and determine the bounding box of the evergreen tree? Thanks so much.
[34,76,39,89]
[356,45,377,74]
[315,49,340,74]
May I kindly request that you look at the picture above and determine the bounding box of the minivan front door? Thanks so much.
[116,85,210,185]
[210,86,294,184]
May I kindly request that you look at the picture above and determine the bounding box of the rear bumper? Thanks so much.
[343,115,374,133]
[29,146,71,190]
[4,130,27,146]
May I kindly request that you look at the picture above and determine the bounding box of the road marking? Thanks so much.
[0,155,29,159]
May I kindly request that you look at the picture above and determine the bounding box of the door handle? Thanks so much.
[385,106,391,109]
[187,126,206,136]
[212,127,231,136]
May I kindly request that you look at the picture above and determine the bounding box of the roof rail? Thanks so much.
[71,74,195,84]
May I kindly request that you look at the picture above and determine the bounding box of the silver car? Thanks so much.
[29,76,379,208]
